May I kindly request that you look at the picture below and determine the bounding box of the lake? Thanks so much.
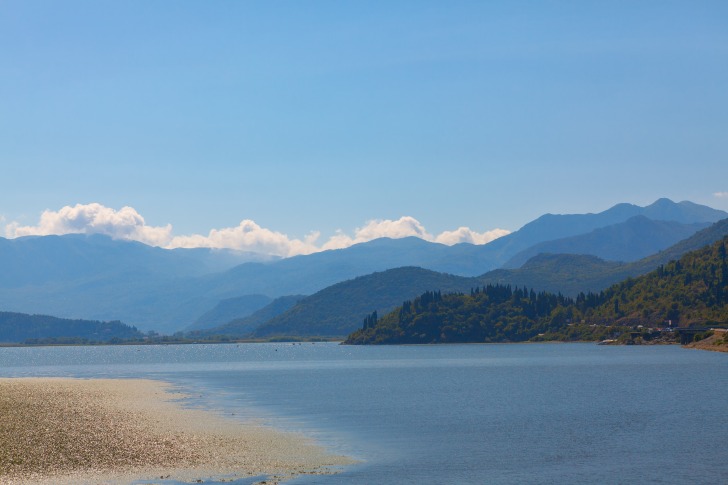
[1,342,727,484]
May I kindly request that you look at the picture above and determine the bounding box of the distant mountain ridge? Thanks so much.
[344,233,728,345]
[185,294,273,331]
[0,198,724,334]
[203,217,728,338]
[502,216,711,268]
[484,218,728,295]
[0,233,273,288]
[475,198,727,268]
[192,295,306,338]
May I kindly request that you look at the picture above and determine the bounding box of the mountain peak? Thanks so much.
[641,198,727,223]
[648,197,676,207]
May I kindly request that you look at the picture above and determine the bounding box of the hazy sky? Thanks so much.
[1,1,727,255]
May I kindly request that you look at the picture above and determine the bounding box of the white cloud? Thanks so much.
[322,216,511,249]
[5,203,172,246]
[714,192,728,198]
[320,217,433,250]
[168,221,321,257]
[4,203,510,257]
[434,227,511,245]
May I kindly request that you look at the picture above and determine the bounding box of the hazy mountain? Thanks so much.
[0,199,723,334]
[193,295,306,338]
[344,233,728,345]
[0,235,487,334]
[0,233,272,288]
[231,218,728,339]
[185,294,273,332]
[171,199,728,333]
[477,217,728,295]
[0,311,143,343]
[252,267,476,338]
[639,198,727,224]
[475,198,726,268]
[0,234,276,334]
[503,216,711,269]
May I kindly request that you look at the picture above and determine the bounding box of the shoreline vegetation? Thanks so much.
[0,378,353,485]
[684,330,728,353]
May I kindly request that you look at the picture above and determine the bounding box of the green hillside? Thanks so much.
[585,238,728,326]
[344,236,728,344]
[252,267,476,338]
[480,253,622,295]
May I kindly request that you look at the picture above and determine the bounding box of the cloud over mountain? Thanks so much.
[321,217,430,250]
[6,203,173,246]
[4,203,510,257]
[434,226,511,245]
[169,220,321,256]
[320,217,508,250]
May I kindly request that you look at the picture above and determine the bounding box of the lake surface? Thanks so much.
[1,342,727,484]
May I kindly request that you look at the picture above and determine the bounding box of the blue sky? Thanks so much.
[1,1,727,255]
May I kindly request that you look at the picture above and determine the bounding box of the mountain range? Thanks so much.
[344,232,728,345]
[501,216,710,269]
[0,198,725,335]
[199,217,728,339]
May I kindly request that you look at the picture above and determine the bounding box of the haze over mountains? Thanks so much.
[0,198,726,337]
[225,218,728,339]
[502,216,711,269]
[345,232,728,345]
[466,198,726,268]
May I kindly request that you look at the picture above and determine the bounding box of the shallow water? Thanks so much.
[1,342,727,484]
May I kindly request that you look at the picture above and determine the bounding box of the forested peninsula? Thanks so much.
[344,236,728,345]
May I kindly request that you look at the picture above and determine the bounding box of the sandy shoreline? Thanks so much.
[0,378,354,484]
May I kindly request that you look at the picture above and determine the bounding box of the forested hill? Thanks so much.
[584,236,728,326]
[0,312,144,344]
[251,267,473,338]
[344,236,728,344]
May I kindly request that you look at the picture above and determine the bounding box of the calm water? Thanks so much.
[1,342,727,484]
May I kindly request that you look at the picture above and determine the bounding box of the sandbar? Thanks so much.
[0,377,353,484]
